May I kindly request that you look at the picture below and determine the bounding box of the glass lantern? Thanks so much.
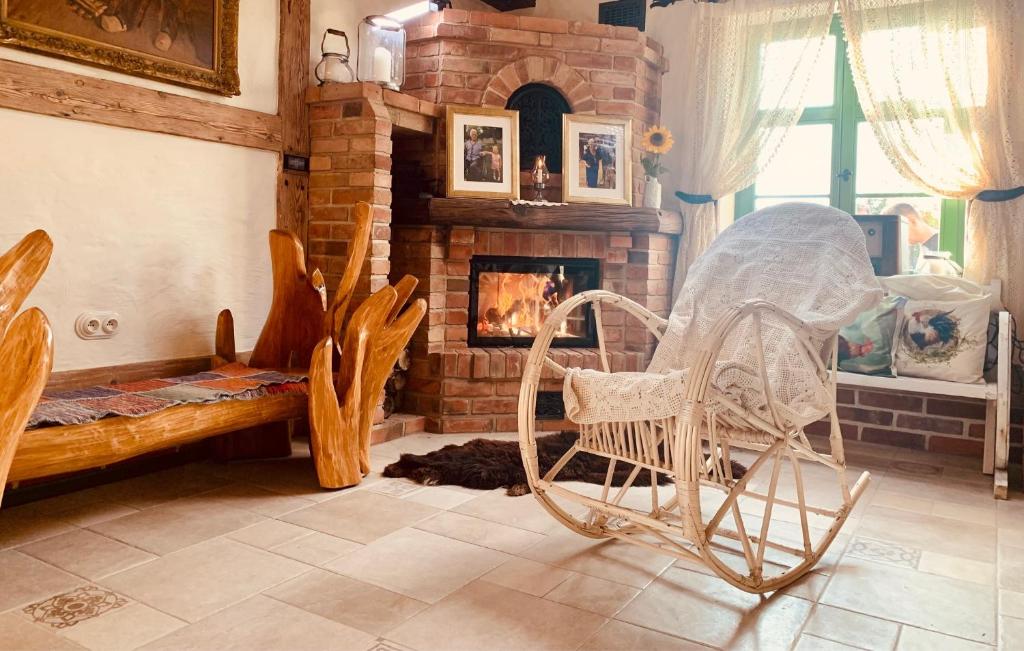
[314,29,354,85]
[357,15,406,91]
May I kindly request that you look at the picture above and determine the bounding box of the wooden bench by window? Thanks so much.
[836,280,1011,499]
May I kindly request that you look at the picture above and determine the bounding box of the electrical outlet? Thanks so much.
[75,311,120,340]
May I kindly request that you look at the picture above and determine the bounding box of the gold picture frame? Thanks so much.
[0,0,240,96]
[562,115,633,206]
[446,105,520,200]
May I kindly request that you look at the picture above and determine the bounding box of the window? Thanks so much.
[735,16,966,267]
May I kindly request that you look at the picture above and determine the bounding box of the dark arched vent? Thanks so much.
[506,83,571,174]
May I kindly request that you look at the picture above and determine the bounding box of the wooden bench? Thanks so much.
[837,280,1011,499]
[2,202,424,500]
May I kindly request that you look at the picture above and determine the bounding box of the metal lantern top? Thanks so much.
[314,29,354,86]
[357,15,406,91]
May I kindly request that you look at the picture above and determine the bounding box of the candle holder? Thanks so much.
[531,155,550,202]
[314,29,354,86]
[357,15,406,91]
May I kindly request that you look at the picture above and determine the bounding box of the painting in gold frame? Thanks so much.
[446,105,520,200]
[562,115,633,206]
[0,0,240,96]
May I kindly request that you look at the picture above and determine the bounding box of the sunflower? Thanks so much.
[642,126,674,155]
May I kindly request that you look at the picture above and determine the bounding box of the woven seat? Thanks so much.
[518,202,882,593]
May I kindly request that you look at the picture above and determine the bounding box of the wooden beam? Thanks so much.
[426,197,684,234]
[0,58,282,151]
[276,0,311,240]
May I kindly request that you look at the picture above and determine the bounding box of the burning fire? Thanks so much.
[476,269,573,338]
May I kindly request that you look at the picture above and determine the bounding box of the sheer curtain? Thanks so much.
[839,0,1024,317]
[670,0,835,298]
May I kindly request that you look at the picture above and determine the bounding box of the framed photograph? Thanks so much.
[0,0,240,96]
[562,115,632,205]
[446,106,519,200]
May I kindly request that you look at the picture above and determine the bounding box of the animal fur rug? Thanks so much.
[383,431,747,496]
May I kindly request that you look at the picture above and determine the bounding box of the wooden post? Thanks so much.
[277,0,311,241]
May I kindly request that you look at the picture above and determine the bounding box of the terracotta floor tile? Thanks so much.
[388,580,606,651]
[480,557,576,597]
[266,568,428,636]
[616,567,812,649]
[577,619,706,650]
[414,510,545,554]
[0,550,84,612]
[281,491,438,544]
[19,529,156,581]
[138,595,376,651]
[87,500,262,556]
[821,557,995,643]
[0,612,84,650]
[101,538,307,622]
[325,527,508,603]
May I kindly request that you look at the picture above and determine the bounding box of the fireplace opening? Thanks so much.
[468,255,599,348]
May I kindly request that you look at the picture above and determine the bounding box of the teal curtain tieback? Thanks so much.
[675,191,715,205]
[976,186,1024,202]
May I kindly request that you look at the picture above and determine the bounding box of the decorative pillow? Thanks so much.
[838,296,906,376]
[894,296,989,383]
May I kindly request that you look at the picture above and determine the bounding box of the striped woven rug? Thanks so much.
[28,363,307,429]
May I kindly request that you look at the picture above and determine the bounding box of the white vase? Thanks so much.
[644,176,662,209]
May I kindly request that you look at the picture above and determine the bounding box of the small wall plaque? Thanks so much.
[283,155,310,173]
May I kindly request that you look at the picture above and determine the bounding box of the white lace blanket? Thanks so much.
[563,203,882,428]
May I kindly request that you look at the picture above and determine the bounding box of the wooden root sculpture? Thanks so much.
[213,201,372,461]
[212,200,424,488]
[0,231,54,507]
[309,282,426,489]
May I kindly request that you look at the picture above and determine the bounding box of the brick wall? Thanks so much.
[391,224,676,433]
[806,386,988,457]
[402,9,668,206]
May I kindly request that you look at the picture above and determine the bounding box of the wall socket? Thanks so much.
[75,311,120,340]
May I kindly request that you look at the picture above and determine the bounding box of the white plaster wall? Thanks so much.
[0,1,280,372]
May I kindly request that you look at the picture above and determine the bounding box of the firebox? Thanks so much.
[468,255,599,348]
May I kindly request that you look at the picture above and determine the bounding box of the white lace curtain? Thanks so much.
[671,0,835,298]
[839,0,1024,318]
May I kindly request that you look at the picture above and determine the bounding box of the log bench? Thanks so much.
[2,202,424,502]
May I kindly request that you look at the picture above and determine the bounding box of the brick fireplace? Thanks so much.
[391,202,678,433]
[303,8,673,435]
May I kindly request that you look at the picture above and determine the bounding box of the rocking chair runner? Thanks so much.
[518,203,883,593]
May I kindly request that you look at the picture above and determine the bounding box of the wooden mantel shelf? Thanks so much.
[425,198,683,235]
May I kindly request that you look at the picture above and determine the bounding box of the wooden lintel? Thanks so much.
[426,197,683,235]
[0,58,282,151]
[388,106,436,136]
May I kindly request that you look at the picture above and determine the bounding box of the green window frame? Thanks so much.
[735,16,966,265]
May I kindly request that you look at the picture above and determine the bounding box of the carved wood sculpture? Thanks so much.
[213,203,371,460]
[309,282,427,489]
[0,231,54,506]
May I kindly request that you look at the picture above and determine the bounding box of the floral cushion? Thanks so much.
[838,296,906,376]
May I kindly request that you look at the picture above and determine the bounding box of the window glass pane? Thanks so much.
[760,35,836,109]
[855,122,920,195]
[755,123,833,197]
[755,196,830,212]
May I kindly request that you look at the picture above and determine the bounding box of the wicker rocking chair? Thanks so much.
[518,203,883,593]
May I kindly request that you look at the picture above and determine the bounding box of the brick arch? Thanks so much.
[481,56,596,114]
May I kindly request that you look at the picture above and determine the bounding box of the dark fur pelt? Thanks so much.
[383,431,747,496]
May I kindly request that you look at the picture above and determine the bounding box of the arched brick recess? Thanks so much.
[482,57,596,114]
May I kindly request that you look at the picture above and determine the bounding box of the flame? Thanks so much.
[475,270,576,339]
